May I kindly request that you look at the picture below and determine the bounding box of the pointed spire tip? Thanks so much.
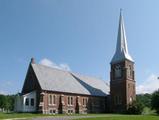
[120,8,123,14]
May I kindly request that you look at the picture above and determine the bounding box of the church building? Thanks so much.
[14,11,136,114]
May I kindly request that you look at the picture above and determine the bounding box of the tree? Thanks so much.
[0,95,6,109]
[151,90,159,114]
[126,100,144,114]
[0,94,15,112]
[136,93,152,108]
[5,95,15,112]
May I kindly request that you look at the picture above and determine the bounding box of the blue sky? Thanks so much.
[0,0,159,94]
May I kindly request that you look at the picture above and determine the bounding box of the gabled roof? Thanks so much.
[111,10,133,64]
[31,63,109,97]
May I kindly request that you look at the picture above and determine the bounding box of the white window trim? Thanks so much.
[67,96,73,106]
[82,98,87,106]
[48,94,56,106]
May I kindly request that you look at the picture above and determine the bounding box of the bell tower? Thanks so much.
[110,10,136,113]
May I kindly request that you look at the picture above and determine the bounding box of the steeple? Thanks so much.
[111,10,133,64]
[110,10,136,113]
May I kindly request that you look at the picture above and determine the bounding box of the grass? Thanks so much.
[0,112,159,120]
[0,112,43,119]
[142,107,156,115]
[75,115,159,120]
[0,112,108,119]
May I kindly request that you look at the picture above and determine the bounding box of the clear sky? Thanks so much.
[0,0,159,94]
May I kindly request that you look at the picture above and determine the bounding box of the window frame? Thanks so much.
[31,98,34,106]
[68,96,73,106]
[48,94,56,105]
[53,95,56,105]
[25,98,29,106]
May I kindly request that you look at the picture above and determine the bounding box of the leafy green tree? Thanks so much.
[9,95,15,111]
[0,95,6,109]
[126,100,144,114]
[151,90,159,114]
[0,94,15,112]
[137,93,152,108]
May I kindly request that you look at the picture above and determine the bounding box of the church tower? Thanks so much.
[110,11,136,112]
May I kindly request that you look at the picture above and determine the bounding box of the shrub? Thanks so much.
[126,100,144,114]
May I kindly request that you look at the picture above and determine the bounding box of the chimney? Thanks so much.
[31,57,35,64]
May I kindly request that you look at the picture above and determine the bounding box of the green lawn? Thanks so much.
[0,112,43,119]
[0,112,105,119]
[0,113,159,120]
[75,115,159,120]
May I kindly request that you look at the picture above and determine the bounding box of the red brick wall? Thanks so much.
[38,91,106,114]
[110,60,136,112]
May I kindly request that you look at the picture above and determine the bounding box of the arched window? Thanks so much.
[49,95,52,105]
[68,96,73,105]
[128,65,132,77]
[48,94,56,105]
[53,95,56,105]
[71,97,73,105]
[68,96,70,105]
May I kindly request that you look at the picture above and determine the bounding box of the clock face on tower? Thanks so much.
[114,65,122,78]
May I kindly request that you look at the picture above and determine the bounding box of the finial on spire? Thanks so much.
[120,8,123,12]
[120,8,123,16]
[31,57,35,64]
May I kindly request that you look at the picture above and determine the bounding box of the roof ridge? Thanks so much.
[32,63,69,73]
[33,63,107,82]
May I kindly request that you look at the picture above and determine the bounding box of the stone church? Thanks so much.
[14,12,136,114]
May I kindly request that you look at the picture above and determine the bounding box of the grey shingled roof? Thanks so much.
[32,63,109,96]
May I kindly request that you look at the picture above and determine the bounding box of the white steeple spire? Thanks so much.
[111,10,133,64]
